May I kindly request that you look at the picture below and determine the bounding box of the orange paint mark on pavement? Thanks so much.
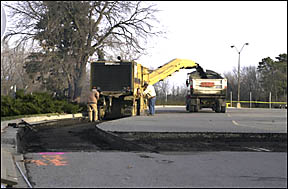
[31,153,68,166]
[31,159,48,166]
[42,155,68,166]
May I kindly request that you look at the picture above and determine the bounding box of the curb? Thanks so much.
[1,113,84,188]
[1,113,83,133]
[1,148,18,187]
[21,113,83,123]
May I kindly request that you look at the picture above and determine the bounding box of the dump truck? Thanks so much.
[185,69,227,113]
[90,58,205,119]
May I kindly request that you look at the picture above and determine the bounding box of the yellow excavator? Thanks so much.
[90,58,205,119]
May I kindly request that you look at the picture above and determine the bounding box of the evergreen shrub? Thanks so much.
[1,90,83,117]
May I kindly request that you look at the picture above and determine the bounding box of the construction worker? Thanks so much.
[136,88,141,116]
[87,86,100,122]
[143,82,156,116]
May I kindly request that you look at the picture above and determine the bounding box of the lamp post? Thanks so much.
[231,43,249,108]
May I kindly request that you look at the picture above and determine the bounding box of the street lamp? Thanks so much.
[231,43,249,108]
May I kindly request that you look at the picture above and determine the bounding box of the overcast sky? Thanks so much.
[2,1,287,88]
[138,1,287,87]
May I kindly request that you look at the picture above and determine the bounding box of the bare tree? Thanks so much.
[154,79,170,105]
[223,67,238,101]
[4,1,162,102]
[1,39,33,96]
[240,66,261,101]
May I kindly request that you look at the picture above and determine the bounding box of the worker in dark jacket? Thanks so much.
[87,86,100,122]
[136,88,141,116]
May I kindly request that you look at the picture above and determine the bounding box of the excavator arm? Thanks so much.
[147,58,206,85]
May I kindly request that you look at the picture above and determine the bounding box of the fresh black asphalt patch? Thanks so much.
[18,118,286,153]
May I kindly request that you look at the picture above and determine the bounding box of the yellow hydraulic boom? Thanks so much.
[90,58,205,119]
[147,58,201,85]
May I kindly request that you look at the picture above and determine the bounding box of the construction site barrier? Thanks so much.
[226,101,287,108]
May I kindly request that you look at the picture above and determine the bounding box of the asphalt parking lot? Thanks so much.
[1,107,287,188]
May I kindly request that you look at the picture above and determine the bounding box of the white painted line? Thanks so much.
[244,147,262,152]
[257,148,271,152]
[232,120,239,126]
[244,147,271,152]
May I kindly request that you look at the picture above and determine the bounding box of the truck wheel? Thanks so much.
[189,105,194,112]
[220,106,226,113]
[215,102,221,113]
[194,105,199,112]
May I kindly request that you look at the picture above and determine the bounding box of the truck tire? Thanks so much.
[215,106,220,113]
[215,100,221,113]
[189,105,194,112]
[220,106,226,113]
[194,105,199,112]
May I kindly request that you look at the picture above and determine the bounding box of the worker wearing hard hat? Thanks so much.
[143,82,156,116]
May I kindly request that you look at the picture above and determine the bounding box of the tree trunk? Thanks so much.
[72,55,89,103]
[73,74,85,103]
[68,81,75,101]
